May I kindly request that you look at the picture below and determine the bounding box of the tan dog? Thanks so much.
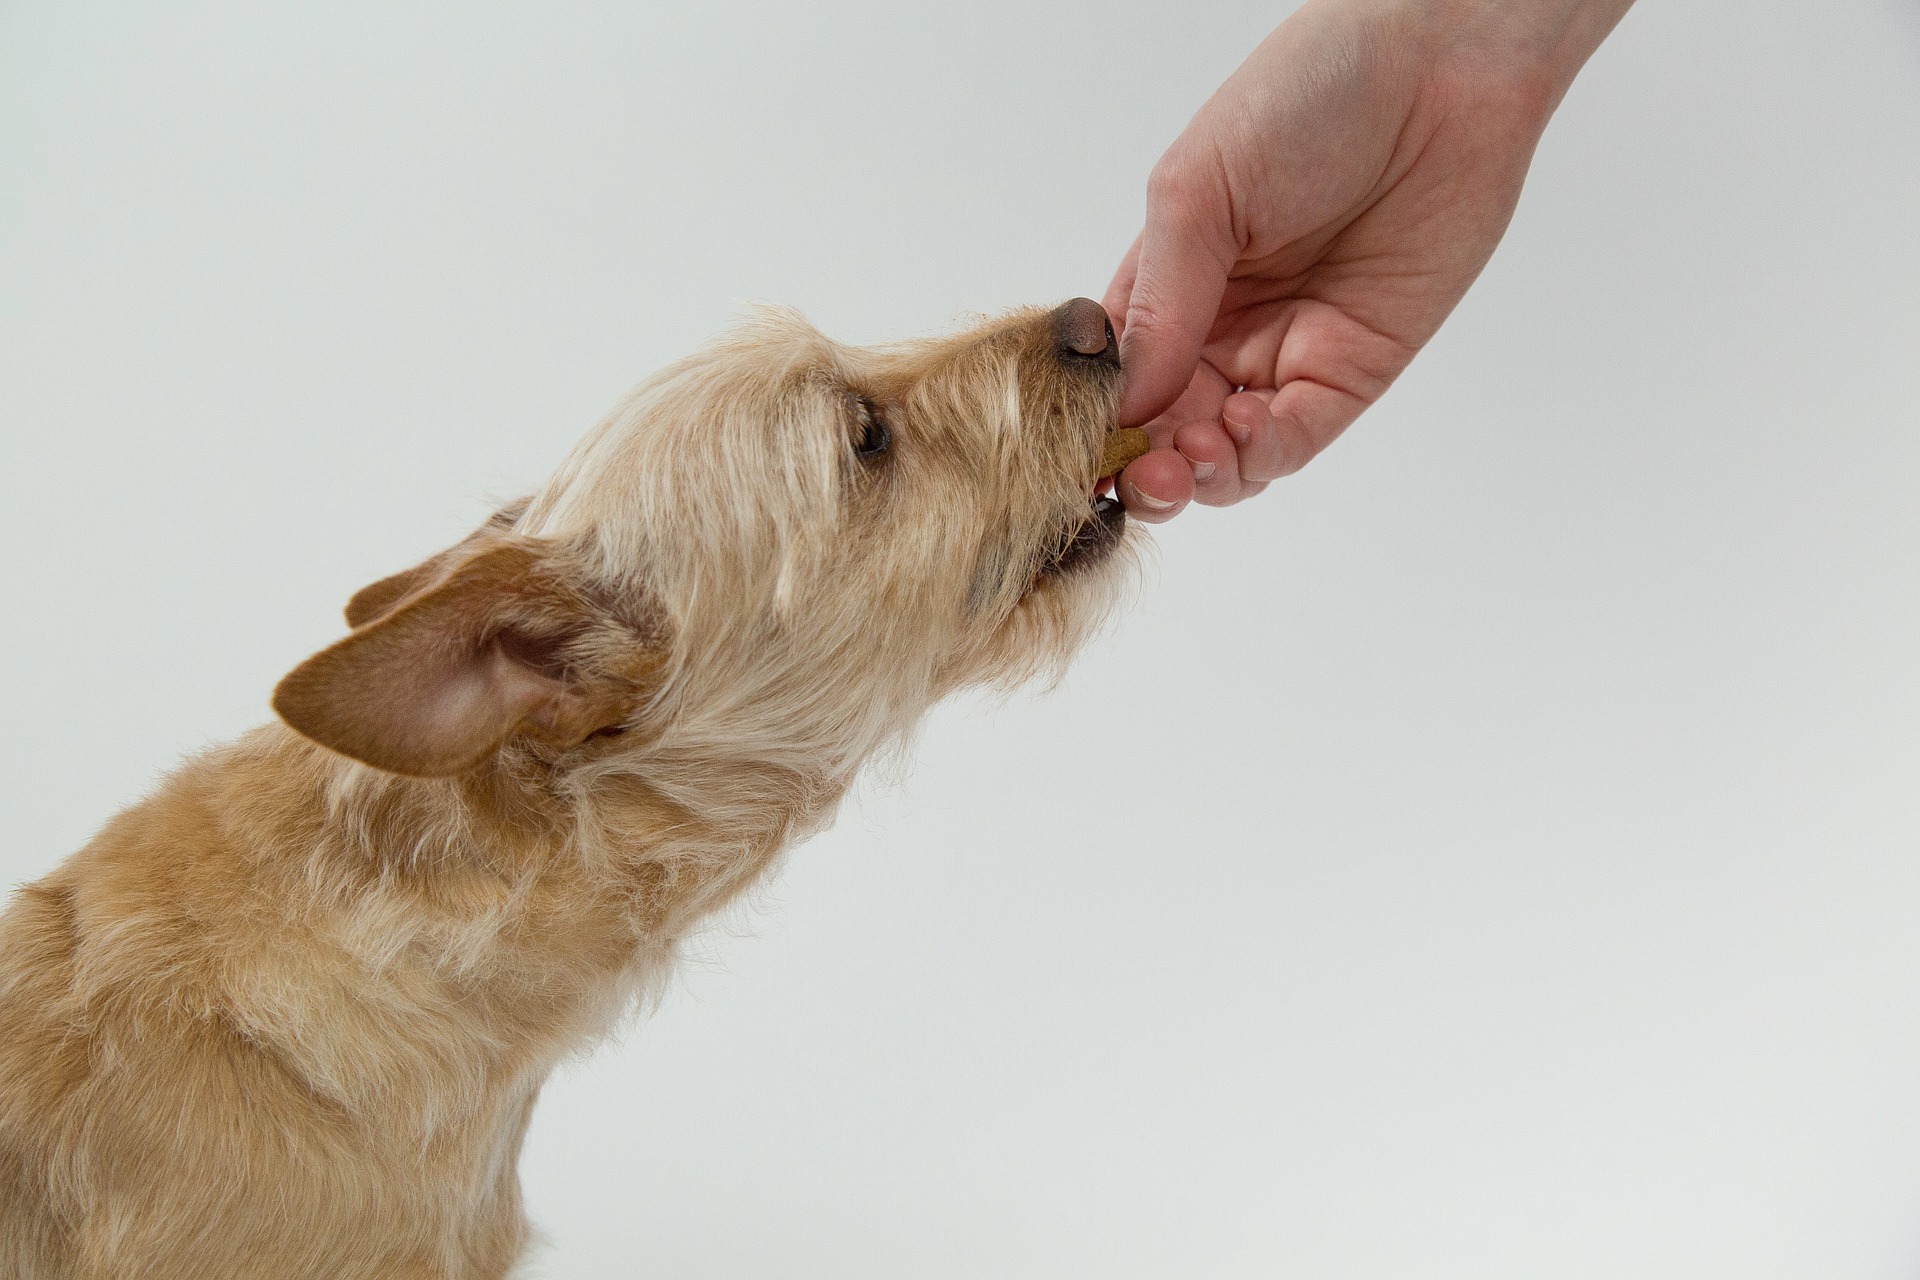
[0,299,1147,1278]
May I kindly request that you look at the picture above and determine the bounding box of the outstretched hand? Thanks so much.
[1106,0,1633,520]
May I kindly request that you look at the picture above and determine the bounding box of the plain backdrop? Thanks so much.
[3,2,1918,1277]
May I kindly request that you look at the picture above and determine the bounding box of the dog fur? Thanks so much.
[0,301,1136,1278]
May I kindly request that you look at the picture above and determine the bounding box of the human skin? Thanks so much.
[1105,0,1636,520]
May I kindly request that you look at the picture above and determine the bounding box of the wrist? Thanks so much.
[1395,0,1633,107]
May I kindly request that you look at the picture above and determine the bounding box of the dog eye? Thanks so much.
[854,398,891,460]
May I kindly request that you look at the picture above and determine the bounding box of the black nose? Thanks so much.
[1055,297,1119,368]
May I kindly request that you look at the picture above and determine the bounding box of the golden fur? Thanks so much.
[0,301,1136,1278]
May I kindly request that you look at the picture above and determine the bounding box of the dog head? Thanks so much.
[274,299,1140,782]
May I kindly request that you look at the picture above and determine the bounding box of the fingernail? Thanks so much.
[1125,482,1176,511]
[1189,459,1217,482]
[1224,418,1253,447]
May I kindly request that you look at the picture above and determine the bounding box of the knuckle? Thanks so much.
[1121,295,1168,337]
[1145,147,1225,223]
[1144,154,1198,205]
[1241,417,1304,484]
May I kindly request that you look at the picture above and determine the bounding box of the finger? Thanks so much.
[1219,392,1296,484]
[1139,415,1181,453]
[1116,162,1236,427]
[1117,447,1193,523]
[1170,421,1245,507]
[1101,234,1142,341]
[1257,379,1369,477]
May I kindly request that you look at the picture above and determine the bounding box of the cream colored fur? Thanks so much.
[0,302,1136,1278]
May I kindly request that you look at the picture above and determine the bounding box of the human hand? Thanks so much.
[1106,0,1633,519]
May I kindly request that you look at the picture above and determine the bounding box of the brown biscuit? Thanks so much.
[1099,427,1150,478]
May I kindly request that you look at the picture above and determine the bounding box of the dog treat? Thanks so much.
[1100,427,1150,478]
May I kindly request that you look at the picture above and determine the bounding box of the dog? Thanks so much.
[0,297,1145,1278]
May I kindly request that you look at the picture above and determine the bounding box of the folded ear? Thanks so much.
[275,539,646,777]
[345,498,531,628]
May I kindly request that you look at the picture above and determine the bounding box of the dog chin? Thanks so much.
[976,501,1133,688]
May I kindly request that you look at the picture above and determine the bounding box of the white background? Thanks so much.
[4,2,1918,1276]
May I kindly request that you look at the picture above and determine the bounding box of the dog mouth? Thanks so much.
[1036,427,1149,578]
[1038,491,1128,576]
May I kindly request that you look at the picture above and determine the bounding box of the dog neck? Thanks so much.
[169,722,848,1127]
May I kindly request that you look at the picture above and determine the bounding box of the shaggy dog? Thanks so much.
[0,298,1144,1278]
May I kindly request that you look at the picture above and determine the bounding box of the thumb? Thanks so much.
[1115,168,1236,426]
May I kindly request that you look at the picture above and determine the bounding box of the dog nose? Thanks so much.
[1055,297,1118,366]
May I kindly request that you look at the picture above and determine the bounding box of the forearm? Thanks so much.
[1536,0,1637,89]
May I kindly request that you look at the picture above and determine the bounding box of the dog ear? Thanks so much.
[344,498,531,628]
[274,539,643,777]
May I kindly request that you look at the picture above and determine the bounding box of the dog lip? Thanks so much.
[1038,493,1126,578]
